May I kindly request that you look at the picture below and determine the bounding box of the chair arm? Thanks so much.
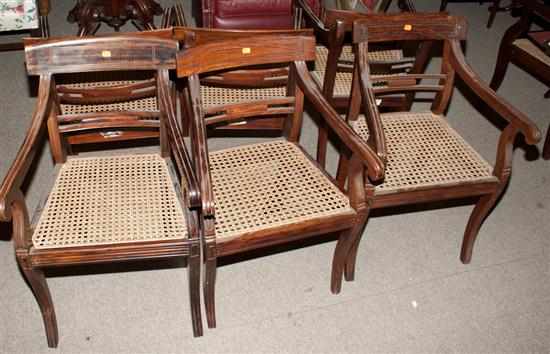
[293,61,385,181]
[449,40,541,145]
[0,75,51,222]
[156,70,201,209]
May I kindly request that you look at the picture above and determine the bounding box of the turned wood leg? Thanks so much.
[460,193,501,263]
[542,125,550,160]
[19,266,59,347]
[489,46,512,91]
[331,212,369,294]
[188,242,203,337]
[203,257,217,328]
[440,0,448,11]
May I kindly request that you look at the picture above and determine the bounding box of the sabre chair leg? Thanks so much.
[331,229,355,294]
[19,265,59,348]
[188,244,203,337]
[203,257,217,329]
[344,212,370,282]
[460,192,501,264]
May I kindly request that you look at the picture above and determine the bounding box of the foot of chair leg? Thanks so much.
[20,266,59,348]
[331,230,354,294]
[188,248,203,337]
[460,193,499,264]
[203,258,217,329]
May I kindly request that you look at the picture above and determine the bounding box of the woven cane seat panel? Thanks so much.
[32,154,187,249]
[200,86,287,108]
[208,140,355,241]
[513,39,550,66]
[59,81,158,115]
[351,112,497,194]
[313,46,404,97]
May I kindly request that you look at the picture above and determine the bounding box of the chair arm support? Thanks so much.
[293,61,385,181]
[188,75,216,218]
[156,70,201,208]
[0,75,52,222]
[449,40,541,145]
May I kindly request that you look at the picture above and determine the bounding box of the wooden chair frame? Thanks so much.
[338,14,541,285]
[0,35,203,346]
[172,26,314,135]
[489,0,549,159]
[293,0,433,167]
[175,33,385,329]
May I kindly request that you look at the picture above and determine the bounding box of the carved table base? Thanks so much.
[67,0,162,35]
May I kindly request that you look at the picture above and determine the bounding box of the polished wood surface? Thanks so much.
[176,32,384,329]
[0,35,203,346]
[333,14,540,283]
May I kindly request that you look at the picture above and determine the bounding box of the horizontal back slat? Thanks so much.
[176,35,315,77]
[351,13,467,42]
[173,27,313,48]
[25,36,178,75]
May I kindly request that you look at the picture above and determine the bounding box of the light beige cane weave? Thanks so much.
[208,140,355,242]
[32,154,187,249]
[59,81,159,115]
[351,112,498,194]
[311,45,405,97]
[513,38,550,66]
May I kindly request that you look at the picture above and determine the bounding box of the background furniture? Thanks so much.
[199,0,320,29]
[489,0,549,159]
[439,0,519,28]
[176,32,384,328]
[0,34,203,347]
[0,0,48,51]
[67,0,163,35]
[337,14,541,283]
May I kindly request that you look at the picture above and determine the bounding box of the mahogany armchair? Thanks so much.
[335,14,540,287]
[175,33,384,328]
[0,35,203,346]
[489,0,549,159]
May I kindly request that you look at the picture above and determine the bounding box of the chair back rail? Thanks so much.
[352,13,467,43]
[24,36,178,75]
[174,27,314,88]
[176,35,316,77]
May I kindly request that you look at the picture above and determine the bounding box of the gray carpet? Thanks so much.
[0,1,549,353]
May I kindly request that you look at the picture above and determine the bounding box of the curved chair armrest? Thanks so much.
[156,70,201,208]
[293,61,385,181]
[449,40,541,145]
[0,75,52,222]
